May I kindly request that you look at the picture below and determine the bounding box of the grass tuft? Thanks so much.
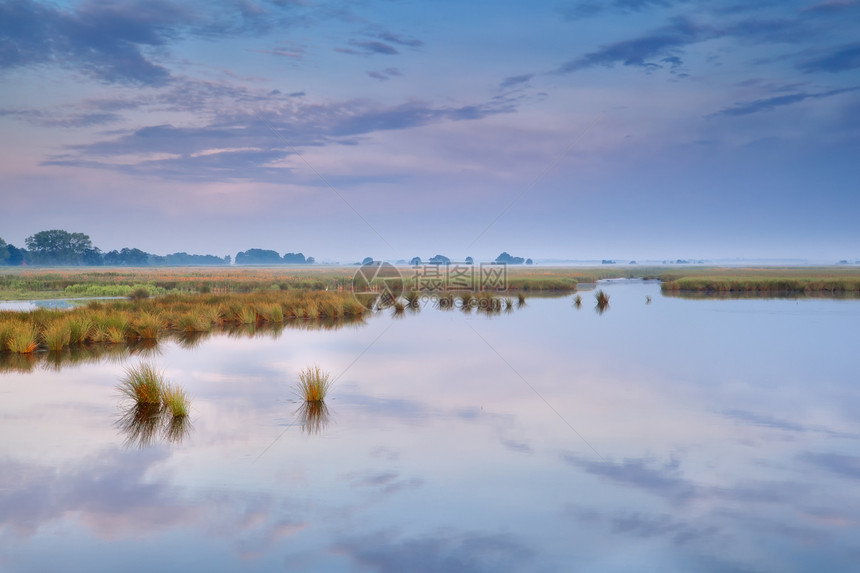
[161,383,190,417]
[8,324,39,353]
[119,362,164,406]
[296,365,332,402]
[595,289,610,313]
[43,320,71,351]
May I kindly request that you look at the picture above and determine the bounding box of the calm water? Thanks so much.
[2,281,859,572]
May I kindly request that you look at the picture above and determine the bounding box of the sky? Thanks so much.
[1,0,859,263]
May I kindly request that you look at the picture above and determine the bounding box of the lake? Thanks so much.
[1,280,859,572]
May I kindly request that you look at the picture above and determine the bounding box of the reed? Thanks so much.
[43,320,71,351]
[573,294,582,308]
[161,383,190,418]
[68,316,94,344]
[405,291,421,308]
[7,324,39,354]
[119,362,164,406]
[296,365,332,402]
[133,312,163,339]
[595,290,610,312]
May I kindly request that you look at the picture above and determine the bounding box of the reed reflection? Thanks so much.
[297,400,332,435]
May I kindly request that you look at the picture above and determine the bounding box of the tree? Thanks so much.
[361,257,374,265]
[104,247,151,266]
[5,244,27,265]
[0,237,8,264]
[283,252,307,264]
[410,256,422,266]
[465,256,474,265]
[525,258,533,265]
[495,252,525,265]
[25,229,93,265]
[236,249,283,265]
[82,247,103,266]
[429,254,450,264]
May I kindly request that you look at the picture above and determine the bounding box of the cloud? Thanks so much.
[0,0,184,85]
[801,452,860,479]
[567,506,719,546]
[41,93,517,181]
[367,67,402,81]
[0,0,323,85]
[333,530,536,573]
[799,42,860,73]
[711,87,859,116]
[563,455,698,503]
[0,107,122,127]
[559,0,682,20]
[377,31,424,48]
[498,74,534,90]
[337,39,399,56]
[556,18,711,72]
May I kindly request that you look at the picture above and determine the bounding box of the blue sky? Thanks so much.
[1,0,858,262]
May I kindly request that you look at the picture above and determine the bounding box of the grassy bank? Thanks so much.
[659,267,860,294]
[0,290,368,356]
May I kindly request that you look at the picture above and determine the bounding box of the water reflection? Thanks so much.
[116,402,193,448]
[297,400,332,435]
[0,317,366,373]
[4,283,859,572]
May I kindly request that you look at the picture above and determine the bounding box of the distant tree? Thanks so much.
[81,247,103,266]
[104,247,151,266]
[495,252,525,265]
[525,258,533,265]
[236,249,283,265]
[429,254,450,265]
[0,237,8,264]
[283,252,307,264]
[362,257,374,265]
[224,255,231,265]
[306,256,315,264]
[410,256,422,266]
[25,229,93,265]
[465,256,473,265]
[164,252,229,266]
[5,244,27,266]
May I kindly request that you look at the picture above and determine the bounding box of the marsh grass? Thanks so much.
[119,362,164,406]
[161,384,189,417]
[43,320,71,351]
[7,324,39,353]
[595,290,610,313]
[405,291,421,308]
[68,316,94,344]
[296,365,332,402]
[116,362,192,447]
[133,312,163,339]
[573,294,582,308]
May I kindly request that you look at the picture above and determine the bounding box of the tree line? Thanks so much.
[0,230,315,267]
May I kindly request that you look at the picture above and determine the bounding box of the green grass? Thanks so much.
[7,324,39,353]
[119,362,164,406]
[296,365,332,402]
[43,320,71,351]
[161,383,190,417]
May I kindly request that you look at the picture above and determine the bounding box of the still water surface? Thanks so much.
[1,281,859,572]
